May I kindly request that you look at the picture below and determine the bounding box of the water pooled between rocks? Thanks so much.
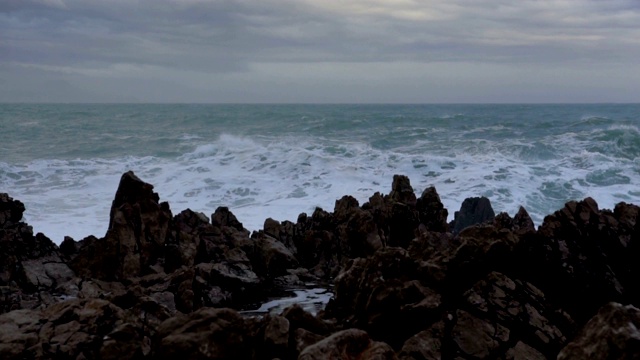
[240,286,333,317]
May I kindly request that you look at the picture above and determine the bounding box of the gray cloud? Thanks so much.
[1,0,639,102]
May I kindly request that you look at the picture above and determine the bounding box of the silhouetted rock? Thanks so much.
[69,171,173,280]
[3,172,640,359]
[514,198,640,323]
[450,196,496,234]
[416,186,449,232]
[0,194,74,314]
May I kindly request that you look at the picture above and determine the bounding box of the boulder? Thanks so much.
[263,314,290,357]
[558,302,640,360]
[152,307,254,359]
[253,232,299,278]
[299,328,397,360]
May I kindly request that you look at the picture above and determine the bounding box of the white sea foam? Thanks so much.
[2,129,639,245]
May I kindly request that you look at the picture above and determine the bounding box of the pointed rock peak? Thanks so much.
[212,206,244,231]
[112,171,158,209]
[451,196,495,234]
[416,186,449,232]
[513,206,535,232]
[390,174,417,205]
[334,195,360,219]
[420,186,442,202]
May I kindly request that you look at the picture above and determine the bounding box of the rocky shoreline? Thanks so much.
[1,171,640,359]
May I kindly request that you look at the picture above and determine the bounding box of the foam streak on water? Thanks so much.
[1,104,639,244]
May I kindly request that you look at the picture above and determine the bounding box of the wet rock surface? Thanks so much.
[2,171,640,358]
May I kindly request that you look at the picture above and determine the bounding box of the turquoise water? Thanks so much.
[1,104,639,243]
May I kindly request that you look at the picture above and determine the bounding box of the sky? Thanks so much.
[1,0,639,103]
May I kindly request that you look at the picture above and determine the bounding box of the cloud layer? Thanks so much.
[2,0,639,102]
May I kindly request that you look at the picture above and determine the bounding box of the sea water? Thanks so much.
[1,104,639,244]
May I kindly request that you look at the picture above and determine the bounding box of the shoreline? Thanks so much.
[1,170,639,358]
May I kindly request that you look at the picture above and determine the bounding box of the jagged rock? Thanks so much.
[327,247,441,348]
[515,198,640,323]
[253,232,299,278]
[153,307,254,359]
[390,175,417,206]
[334,198,383,258]
[0,298,144,360]
[299,328,397,360]
[558,302,640,360]
[416,186,449,233]
[69,171,173,280]
[463,271,572,356]
[450,196,495,234]
[493,206,535,235]
[211,206,245,232]
[413,225,520,291]
[0,193,25,228]
[0,194,74,313]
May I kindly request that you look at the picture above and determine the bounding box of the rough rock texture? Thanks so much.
[0,194,76,314]
[0,299,145,360]
[450,196,496,234]
[298,329,396,360]
[69,171,173,280]
[558,302,640,360]
[2,172,640,359]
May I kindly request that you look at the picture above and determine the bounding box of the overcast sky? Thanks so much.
[1,0,639,103]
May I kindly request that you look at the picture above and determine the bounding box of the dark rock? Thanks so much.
[294,328,326,356]
[505,341,546,360]
[450,196,495,234]
[416,186,449,233]
[326,247,441,349]
[263,315,290,357]
[493,207,535,235]
[152,307,253,359]
[0,193,25,228]
[0,298,144,360]
[558,302,640,360]
[463,271,572,357]
[70,171,173,280]
[514,198,640,323]
[282,303,332,336]
[390,175,417,206]
[253,232,299,278]
[298,328,397,360]
[398,321,446,360]
[0,195,74,313]
[212,206,245,232]
[452,309,509,358]
[335,202,383,258]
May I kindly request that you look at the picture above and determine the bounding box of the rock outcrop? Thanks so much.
[2,172,640,359]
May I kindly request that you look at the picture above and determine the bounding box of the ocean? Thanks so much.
[1,103,639,244]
